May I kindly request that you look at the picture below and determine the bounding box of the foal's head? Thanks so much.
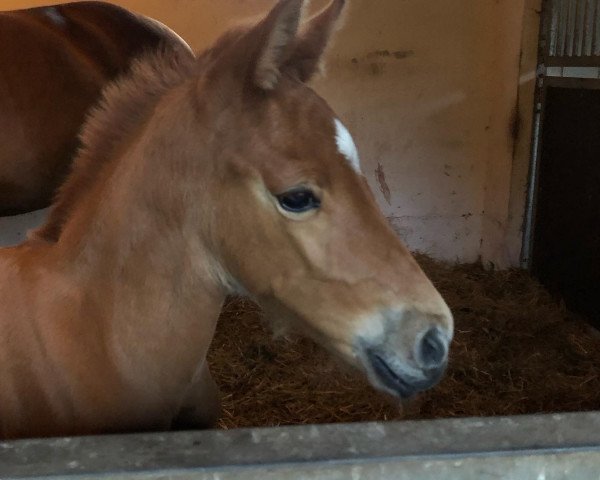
[194,0,453,397]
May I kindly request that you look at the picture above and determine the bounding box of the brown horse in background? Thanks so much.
[0,1,191,216]
[0,0,453,440]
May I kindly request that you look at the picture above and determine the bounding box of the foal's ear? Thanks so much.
[252,0,305,90]
[284,0,346,83]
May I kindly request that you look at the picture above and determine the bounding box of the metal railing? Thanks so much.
[547,0,600,64]
[2,411,600,479]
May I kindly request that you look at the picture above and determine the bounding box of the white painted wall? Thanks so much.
[1,0,540,267]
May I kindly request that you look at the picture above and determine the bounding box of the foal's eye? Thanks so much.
[276,188,321,213]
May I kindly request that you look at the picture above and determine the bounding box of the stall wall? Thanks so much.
[2,0,539,267]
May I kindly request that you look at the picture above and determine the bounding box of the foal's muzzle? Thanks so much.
[366,342,447,397]
[359,312,452,398]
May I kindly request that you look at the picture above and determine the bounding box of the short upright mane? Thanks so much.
[33,44,196,242]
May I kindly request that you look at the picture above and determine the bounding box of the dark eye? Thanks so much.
[276,188,321,213]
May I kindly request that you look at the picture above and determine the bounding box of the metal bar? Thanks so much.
[549,0,560,55]
[1,412,600,479]
[558,0,569,56]
[566,0,578,55]
[595,0,600,54]
[522,102,543,268]
[523,0,552,268]
[575,0,586,55]
[584,0,595,56]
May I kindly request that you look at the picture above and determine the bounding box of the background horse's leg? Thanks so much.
[171,363,221,430]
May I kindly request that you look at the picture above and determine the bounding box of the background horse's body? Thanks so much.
[0,1,191,216]
[0,0,453,440]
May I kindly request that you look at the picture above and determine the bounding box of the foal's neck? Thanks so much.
[53,82,227,397]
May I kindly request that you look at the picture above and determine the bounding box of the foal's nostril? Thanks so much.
[417,327,447,368]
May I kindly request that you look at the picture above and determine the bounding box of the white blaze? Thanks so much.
[334,118,360,172]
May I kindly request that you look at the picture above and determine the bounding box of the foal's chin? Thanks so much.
[359,352,448,399]
[315,337,447,401]
[260,302,450,400]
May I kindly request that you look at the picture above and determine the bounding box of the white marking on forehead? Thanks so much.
[334,119,361,172]
[44,7,67,27]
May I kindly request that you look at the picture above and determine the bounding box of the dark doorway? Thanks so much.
[531,84,600,328]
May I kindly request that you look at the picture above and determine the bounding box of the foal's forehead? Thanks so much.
[290,114,362,175]
[265,84,361,175]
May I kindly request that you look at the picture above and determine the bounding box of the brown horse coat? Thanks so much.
[0,1,191,216]
[0,0,453,440]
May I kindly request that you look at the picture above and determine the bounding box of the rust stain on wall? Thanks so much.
[366,49,415,59]
[375,163,392,205]
[369,62,384,75]
[350,49,414,77]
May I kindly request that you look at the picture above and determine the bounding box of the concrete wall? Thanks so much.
[1,0,540,266]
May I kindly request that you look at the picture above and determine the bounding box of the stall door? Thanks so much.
[531,85,600,326]
[528,0,600,327]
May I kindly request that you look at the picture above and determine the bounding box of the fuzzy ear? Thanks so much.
[284,0,345,83]
[253,0,305,90]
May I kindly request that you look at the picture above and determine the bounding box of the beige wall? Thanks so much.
[3,0,540,267]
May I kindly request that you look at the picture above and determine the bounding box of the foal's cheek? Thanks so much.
[282,217,331,267]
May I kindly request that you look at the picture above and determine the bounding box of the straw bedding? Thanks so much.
[207,255,600,429]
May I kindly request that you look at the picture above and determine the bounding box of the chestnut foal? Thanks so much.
[0,0,452,439]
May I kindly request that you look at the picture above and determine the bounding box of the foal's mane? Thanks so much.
[33,44,196,242]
